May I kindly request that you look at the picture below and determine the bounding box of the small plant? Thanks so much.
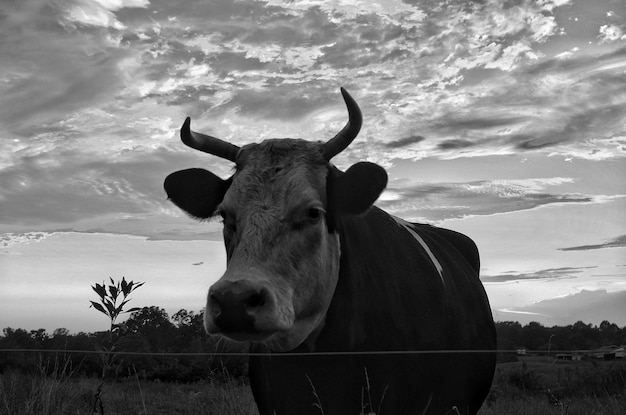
[90,277,145,347]
[90,277,144,414]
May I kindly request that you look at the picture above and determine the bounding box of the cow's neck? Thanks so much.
[314,207,391,350]
[314,206,448,352]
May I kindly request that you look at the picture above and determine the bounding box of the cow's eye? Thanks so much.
[291,206,324,229]
[218,210,236,231]
[306,207,324,222]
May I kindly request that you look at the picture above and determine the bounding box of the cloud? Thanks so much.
[504,289,626,326]
[0,0,134,133]
[437,139,475,150]
[378,177,598,221]
[215,87,333,121]
[4,0,620,164]
[61,0,149,30]
[0,145,195,230]
[383,135,425,149]
[482,267,595,283]
[0,232,53,249]
[1,0,625,238]
[559,234,626,251]
[599,24,626,43]
[435,115,527,131]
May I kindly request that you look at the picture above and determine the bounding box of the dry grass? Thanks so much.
[1,357,624,415]
[0,357,256,415]
[479,357,626,415]
[478,394,625,415]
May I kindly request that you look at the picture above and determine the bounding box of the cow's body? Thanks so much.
[164,88,496,415]
[249,207,495,415]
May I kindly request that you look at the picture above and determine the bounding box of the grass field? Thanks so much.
[480,356,625,415]
[1,356,624,414]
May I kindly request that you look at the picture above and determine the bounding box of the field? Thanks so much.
[481,356,625,415]
[1,356,624,414]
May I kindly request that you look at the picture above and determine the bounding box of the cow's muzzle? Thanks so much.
[205,279,290,341]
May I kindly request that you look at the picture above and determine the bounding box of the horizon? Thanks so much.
[3,299,626,336]
[1,0,625,334]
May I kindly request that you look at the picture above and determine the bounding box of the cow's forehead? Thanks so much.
[238,138,325,167]
[225,138,329,208]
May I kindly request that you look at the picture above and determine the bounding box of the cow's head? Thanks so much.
[164,88,387,351]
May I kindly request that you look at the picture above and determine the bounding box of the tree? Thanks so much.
[2,328,34,349]
[495,321,523,346]
[29,328,49,347]
[0,328,38,371]
[125,306,175,352]
[521,321,547,350]
[599,320,619,345]
[53,328,70,338]
[171,309,206,351]
[570,321,600,349]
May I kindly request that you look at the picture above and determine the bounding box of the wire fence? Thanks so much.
[0,348,597,357]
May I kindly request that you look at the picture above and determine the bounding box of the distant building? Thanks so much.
[588,345,624,360]
[555,353,582,361]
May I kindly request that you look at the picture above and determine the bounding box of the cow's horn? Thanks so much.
[180,117,240,162]
[322,87,362,161]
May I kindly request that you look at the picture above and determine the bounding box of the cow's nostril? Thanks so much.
[245,292,265,311]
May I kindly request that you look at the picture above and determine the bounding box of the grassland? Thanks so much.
[1,356,624,414]
[480,356,625,415]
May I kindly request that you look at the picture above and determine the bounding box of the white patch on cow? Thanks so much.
[420,392,434,415]
[393,217,444,284]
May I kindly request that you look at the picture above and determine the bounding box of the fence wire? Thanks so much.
[0,348,593,357]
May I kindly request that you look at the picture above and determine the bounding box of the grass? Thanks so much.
[0,354,87,415]
[479,357,626,415]
[1,356,624,415]
[478,395,625,415]
[0,355,256,415]
[0,372,257,415]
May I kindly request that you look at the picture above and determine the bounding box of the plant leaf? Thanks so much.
[93,283,106,300]
[90,301,108,317]
[109,285,118,300]
[131,281,145,293]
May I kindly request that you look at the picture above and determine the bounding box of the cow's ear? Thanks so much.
[329,162,388,215]
[164,168,230,219]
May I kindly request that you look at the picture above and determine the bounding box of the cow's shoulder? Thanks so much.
[411,223,480,275]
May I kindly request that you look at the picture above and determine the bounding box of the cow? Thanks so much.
[164,88,496,415]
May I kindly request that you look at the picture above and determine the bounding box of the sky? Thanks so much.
[1,0,625,334]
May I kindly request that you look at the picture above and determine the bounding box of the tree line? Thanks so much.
[0,307,248,383]
[1,308,625,383]
[496,320,626,352]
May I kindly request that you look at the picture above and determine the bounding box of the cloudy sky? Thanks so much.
[1,0,625,334]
